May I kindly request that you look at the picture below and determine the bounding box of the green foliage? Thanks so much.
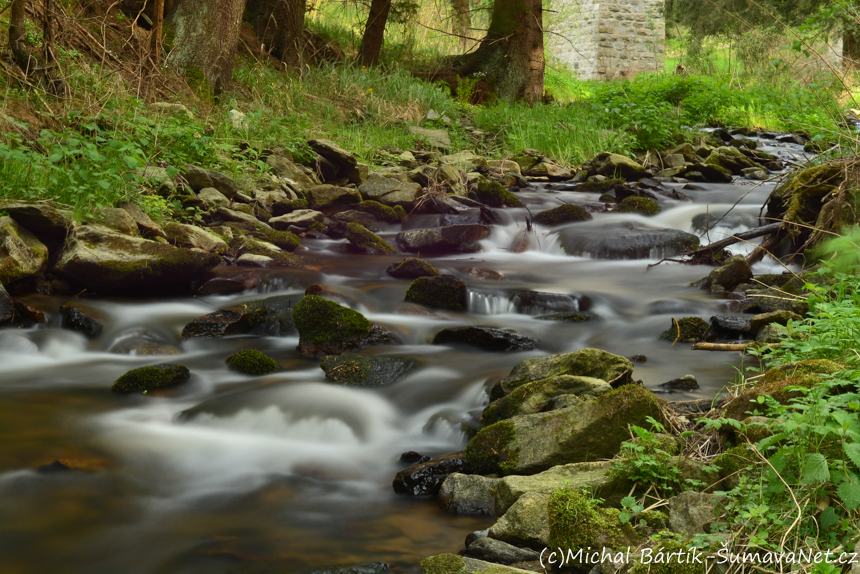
[611,417,684,494]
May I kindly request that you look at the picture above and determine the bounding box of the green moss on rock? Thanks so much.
[358,200,405,223]
[226,349,279,375]
[386,258,440,279]
[112,363,190,393]
[532,204,593,226]
[614,196,661,216]
[404,275,467,311]
[421,553,466,574]
[548,488,632,564]
[293,295,373,357]
[344,222,397,254]
[473,181,524,208]
[629,539,707,574]
[659,317,708,343]
[465,419,519,474]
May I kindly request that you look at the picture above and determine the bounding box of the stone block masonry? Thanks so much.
[547,0,665,81]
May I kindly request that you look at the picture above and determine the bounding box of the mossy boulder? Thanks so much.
[766,162,843,234]
[112,363,191,393]
[703,146,760,175]
[358,200,406,223]
[548,488,637,566]
[305,185,361,211]
[575,177,624,192]
[181,295,297,338]
[466,385,662,475]
[225,349,279,375]
[163,222,228,253]
[0,216,49,285]
[614,196,661,216]
[583,152,646,181]
[488,492,551,549]
[699,254,752,291]
[226,221,300,251]
[386,258,440,279]
[293,295,398,358]
[54,224,220,295]
[396,225,490,254]
[659,317,709,343]
[473,181,524,208]
[233,236,302,267]
[493,460,622,515]
[749,310,801,336]
[405,274,467,311]
[344,223,397,255]
[0,202,73,247]
[490,348,634,400]
[532,204,592,226]
[723,359,843,420]
[320,355,416,387]
[482,375,612,425]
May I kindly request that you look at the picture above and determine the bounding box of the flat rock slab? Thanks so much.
[432,327,539,352]
[320,355,417,387]
[558,222,699,259]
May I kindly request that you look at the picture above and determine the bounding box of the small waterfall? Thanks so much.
[467,291,517,314]
[467,290,585,316]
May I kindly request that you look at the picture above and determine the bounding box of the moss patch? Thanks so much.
[293,295,372,346]
[614,196,661,216]
[420,553,466,574]
[226,222,300,252]
[386,258,440,279]
[344,222,397,254]
[112,364,190,393]
[358,200,405,223]
[659,317,708,343]
[548,488,631,564]
[629,539,707,574]
[532,203,592,226]
[473,181,524,208]
[465,419,519,475]
[226,349,279,375]
[404,275,466,311]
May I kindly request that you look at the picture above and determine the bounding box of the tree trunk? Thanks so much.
[244,0,307,68]
[451,0,470,50]
[845,30,860,70]
[9,0,36,73]
[150,0,165,65]
[357,0,391,67]
[166,0,248,94]
[457,0,544,103]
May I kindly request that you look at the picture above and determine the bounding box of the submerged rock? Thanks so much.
[293,295,398,358]
[532,204,592,226]
[396,224,490,254]
[558,222,699,259]
[112,364,190,393]
[357,200,406,223]
[54,225,220,295]
[182,295,296,339]
[386,258,439,279]
[110,337,181,356]
[393,452,470,496]
[432,327,539,352]
[225,349,279,375]
[404,274,467,311]
[614,196,661,216]
[320,355,416,387]
[700,254,752,291]
[60,302,104,339]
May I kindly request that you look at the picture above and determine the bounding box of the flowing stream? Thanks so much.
[0,136,805,574]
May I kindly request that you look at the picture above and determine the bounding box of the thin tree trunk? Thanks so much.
[451,0,470,50]
[457,0,544,103]
[150,0,165,65]
[844,30,860,70]
[357,0,390,67]
[245,0,307,68]
[166,0,248,94]
[9,0,36,73]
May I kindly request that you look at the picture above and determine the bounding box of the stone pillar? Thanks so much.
[547,0,665,81]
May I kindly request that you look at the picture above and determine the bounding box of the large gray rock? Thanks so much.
[184,165,239,198]
[305,185,362,211]
[488,492,550,550]
[266,155,320,190]
[407,126,451,150]
[438,473,498,515]
[584,152,646,180]
[163,222,228,253]
[97,207,138,236]
[270,209,325,229]
[0,202,73,246]
[118,202,166,239]
[396,224,489,254]
[668,490,722,536]
[308,138,358,171]
[491,348,634,399]
[198,187,231,208]
[466,385,661,475]
[482,375,611,424]
[181,295,296,338]
[558,222,699,259]
[0,216,49,285]
[464,537,540,565]
[254,188,293,207]
[434,163,467,197]
[359,174,423,208]
[54,225,220,295]
[493,461,616,515]
[440,151,488,172]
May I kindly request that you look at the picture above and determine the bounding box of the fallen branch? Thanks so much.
[692,342,780,352]
[688,222,783,257]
